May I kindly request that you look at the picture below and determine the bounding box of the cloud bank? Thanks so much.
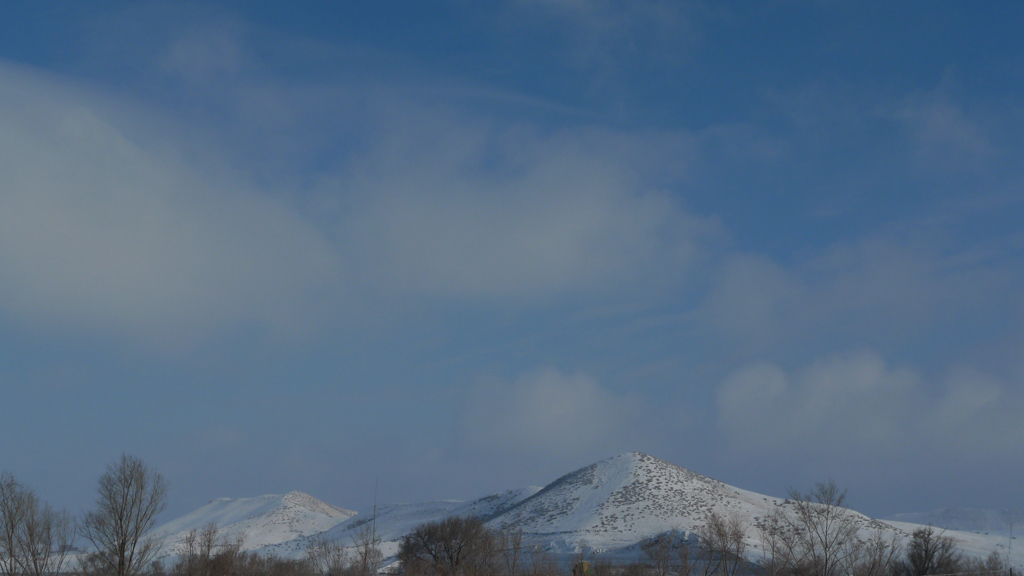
[0,55,719,348]
[0,62,341,345]
[716,351,1024,470]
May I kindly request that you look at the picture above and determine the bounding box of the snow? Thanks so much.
[886,508,1024,538]
[152,491,356,560]
[149,453,1023,572]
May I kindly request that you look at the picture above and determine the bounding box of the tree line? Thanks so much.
[393,481,1017,576]
[0,454,381,576]
[2,454,164,576]
[755,481,1015,576]
[1,460,1016,576]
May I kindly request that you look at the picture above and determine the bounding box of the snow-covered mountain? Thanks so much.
[484,452,901,555]
[150,453,1021,570]
[318,486,541,544]
[152,491,356,559]
[494,452,779,550]
[259,486,543,561]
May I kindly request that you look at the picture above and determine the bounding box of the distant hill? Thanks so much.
[150,453,1022,570]
[886,508,1024,537]
[152,490,356,559]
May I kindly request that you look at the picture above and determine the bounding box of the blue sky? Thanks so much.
[1,1,1022,522]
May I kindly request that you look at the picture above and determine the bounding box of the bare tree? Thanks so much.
[307,534,351,576]
[0,474,29,576]
[175,523,222,576]
[892,528,962,576]
[306,525,382,576]
[496,529,524,576]
[353,524,384,576]
[642,532,681,576]
[756,482,900,576]
[785,481,860,576]
[677,540,696,576]
[723,517,747,576]
[696,513,747,576]
[209,533,244,576]
[757,508,791,576]
[848,530,899,576]
[0,473,75,576]
[525,544,559,576]
[697,515,724,576]
[963,550,1014,576]
[230,550,314,576]
[398,516,496,576]
[80,454,168,576]
[170,524,245,576]
[16,501,74,576]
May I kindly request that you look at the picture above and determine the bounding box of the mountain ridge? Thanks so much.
[152,490,356,559]
[150,452,1021,569]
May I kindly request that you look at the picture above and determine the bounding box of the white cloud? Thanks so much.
[895,98,996,172]
[462,368,636,454]
[0,62,342,346]
[328,107,718,301]
[0,57,719,348]
[699,253,797,347]
[716,351,1024,465]
[700,236,1016,356]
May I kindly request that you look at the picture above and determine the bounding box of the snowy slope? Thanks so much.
[486,453,1019,569]
[882,520,1018,566]
[489,452,895,553]
[149,453,1022,571]
[887,508,1024,538]
[258,487,543,560]
[321,486,542,544]
[152,491,356,559]
[492,451,773,551]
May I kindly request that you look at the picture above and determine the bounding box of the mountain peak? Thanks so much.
[151,454,1023,567]
[154,491,357,559]
[491,452,747,551]
[282,491,357,518]
[600,451,691,470]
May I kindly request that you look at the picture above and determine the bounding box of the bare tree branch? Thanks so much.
[79,454,168,576]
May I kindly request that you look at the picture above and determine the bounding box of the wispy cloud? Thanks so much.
[699,235,1019,359]
[0,62,341,348]
[462,367,639,455]
[715,351,1023,467]
[894,97,996,173]
[507,0,705,72]
[333,110,718,301]
[0,49,720,349]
